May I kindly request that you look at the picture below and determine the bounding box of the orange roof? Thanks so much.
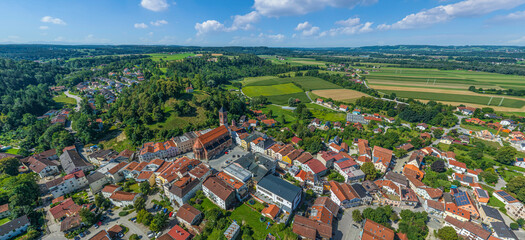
[309,205,334,224]
[124,162,138,171]
[362,219,395,240]
[148,158,165,166]
[295,170,307,182]
[136,171,154,180]
[110,191,138,202]
[261,204,280,219]
[449,160,467,169]
[445,202,470,220]
[403,164,425,180]
[108,162,127,175]
[0,203,8,213]
[132,161,148,172]
[102,184,120,193]
[329,181,358,202]
[217,171,244,189]
[196,125,229,145]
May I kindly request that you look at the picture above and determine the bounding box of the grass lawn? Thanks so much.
[53,92,77,106]
[129,183,140,193]
[148,53,195,61]
[2,148,20,155]
[306,104,346,122]
[488,196,506,209]
[230,204,295,239]
[147,95,208,131]
[507,165,525,173]
[266,92,311,105]
[243,83,303,97]
[0,218,9,225]
[500,169,521,182]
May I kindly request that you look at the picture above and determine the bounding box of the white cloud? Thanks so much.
[508,36,525,44]
[322,17,373,36]
[295,21,312,31]
[491,10,525,22]
[150,20,168,26]
[253,0,377,17]
[134,23,148,29]
[39,26,49,30]
[195,20,228,35]
[54,36,65,42]
[379,0,525,30]
[41,16,66,25]
[140,0,169,11]
[232,11,260,30]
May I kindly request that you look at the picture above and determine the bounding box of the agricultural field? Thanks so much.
[243,83,303,96]
[53,92,77,106]
[259,55,327,66]
[380,90,525,109]
[311,89,368,102]
[148,53,195,61]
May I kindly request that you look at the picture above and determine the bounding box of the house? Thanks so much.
[101,184,121,198]
[361,219,395,240]
[87,149,118,165]
[318,151,339,168]
[60,150,94,174]
[440,136,454,145]
[453,173,474,186]
[449,160,467,173]
[491,222,518,240]
[303,159,328,177]
[291,136,302,145]
[224,221,241,240]
[506,203,525,223]
[329,181,361,209]
[316,98,324,104]
[474,188,490,204]
[347,114,369,125]
[493,190,520,205]
[193,125,232,160]
[454,191,479,219]
[444,216,491,240]
[416,123,428,131]
[0,215,30,240]
[107,225,124,239]
[424,199,445,217]
[294,152,313,167]
[456,106,476,115]
[514,158,525,168]
[396,143,414,152]
[25,156,59,178]
[384,172,408,187]
[46,171,88,198]
[407,151,425,169]
[282,149,303,165]
[217,171,249,200]
[202,175,236,210]
[292,215,332,240]
[339,105,349,112]
[0,204,9,219]
[232,153,276,183]
[250,137,275,154]
[105,161,127,183]
[176,204,203,229]
[261,204,280,220]
[403,164,425,180]
[310,118,321,127]
[445,202,471,222]
[109,191,140,207]
[479,205,504,224]
[372,146,393,173]
[167,176,201,206]
[256,175,302,212]
[86,172,110,193]
[310,197,339,225]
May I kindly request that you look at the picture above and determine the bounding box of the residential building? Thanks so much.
[372,146,393,173]
[87,149,118,165]
[424,199,445,217]
[310,197,339,225]
[444,216,491,240]
[168,176,201,206]
[292,215,332,240]
[261,204,280,220]
[101,184,121,198]
[202,176,236,210]
[25,156,59,178]
[176,204,203,229]
[491,222,518,240]
[60,150,94,174]
[329,181,361,209]
[172,132,198,154]
[454,191,479,219]
[257,175,302,212]
[89,230,110,240]
[109,191,140,207]
[217,171,249,200]
[193,125,232,161]
[493,190,520,205]
[86,171,110,193]
[480,205,504,224]
[46,170,88,198]
[303,159,328,177]
[105,162,126,183]
[360,219,395,240]
[0,204,9,219]
[0,215,30,240]
[474,188,490,204]
[506,203,525,221]
[346,114,369,125]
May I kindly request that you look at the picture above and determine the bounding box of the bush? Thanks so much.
[510,222,519,230]
[119,211,129,217]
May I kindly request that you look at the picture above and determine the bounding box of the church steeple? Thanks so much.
[219,106,228,127]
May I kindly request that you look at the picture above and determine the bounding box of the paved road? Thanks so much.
[65,90,82,111]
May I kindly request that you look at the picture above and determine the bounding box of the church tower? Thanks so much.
[219,106,228,127]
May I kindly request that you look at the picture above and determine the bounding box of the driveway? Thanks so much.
[65,90,82,112]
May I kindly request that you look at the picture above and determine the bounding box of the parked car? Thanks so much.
[94,224,99,229]
[79,232,85,238]
[74,237,80,240]
[169,212,173,217]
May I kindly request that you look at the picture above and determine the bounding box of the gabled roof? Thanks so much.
[292,215,332,239]
[257,175,302,203]
[362,219,395,240]
[176,203,202,225]
[305,159,327,174]
[110,191,138,202]
[107,162,127,174]
[203,175,235,201]
[426,199,444,211]
[481,205,504,222]
[261,204,280,219]
[101,184,120,193]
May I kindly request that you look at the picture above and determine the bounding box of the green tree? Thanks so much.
[94,193,110,209]
[469,148,484,160]
[134,196,146,211]
[437,226,458,240]
[137,209,153,226]
[361,162,377,180]
[517,218,525,227]
[506,176,525,202]
[149,213,168,232]
[79,208,97,225]
[0,157,20,176]
[495,146,517,165]
[352,209,363,223]
[140,182,151,195]
[479,169,499,185]
[130,234,140,240]
[433,129,444,139]
[510,222,519,230]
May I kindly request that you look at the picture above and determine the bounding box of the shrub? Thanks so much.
[119,211,129,217]
[510,222,519,230]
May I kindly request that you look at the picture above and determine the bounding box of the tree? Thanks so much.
[495,146,517,165]
[517,218,525,227]
[130,234,140,240]
[94,193,110,209]
[362,162,377,180]
[352,209,363,223]
[0,157,20,176]
[137,209,153,226]
[479,169,499,185]
[79,208,97,225]
[510,222,519,230]
[506,176,525,202]
[140,182,151,195]
[468,148,483,160]
[150,213,168,232]
[433,129,443,139]
[134,196,146,211]
[437,226,458,240]
[430,160,446,173]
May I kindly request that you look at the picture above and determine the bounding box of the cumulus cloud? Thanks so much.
[294,21,320,36]
[232,11,260,30]
[39,26,49,30]
[253,0,377,17]
[41,16,66,25]
[321,17,373,36]
[378,0,525,30]
[134,23,148,29]
[490,10,525,23]
[141,0,169,11]
[195,20,228,35]
[150,20,168,26]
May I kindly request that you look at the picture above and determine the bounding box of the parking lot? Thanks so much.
[206,145,250,171]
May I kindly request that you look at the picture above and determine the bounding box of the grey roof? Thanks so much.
[257,175,301,204]
[86,172,107,184]
[88,149,117,160]
[346,114,369,125]
[0,215,29,234]
[491,222,518,240]
[223,164,252,183]
[384,172,408,186]
[235,153,276,182]
[60,150,92,174]
[351,183,370,199]
[481,205,504,222]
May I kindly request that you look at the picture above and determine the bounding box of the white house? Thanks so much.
[0,215,30,240]
[202,176,236,210]
[329,181,361,209]
[101,184,122,198]
[256,175,302,213]
[46,170,88,198]
[109,191,140,207]
[26,156,59,178]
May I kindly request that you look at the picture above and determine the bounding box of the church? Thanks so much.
[193,107,232,161]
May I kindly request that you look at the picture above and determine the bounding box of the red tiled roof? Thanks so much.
[0,203,8,213]
[110,191,138,202]
[101,184,120,193]
[305,159,327,174]
[108,162,127,175]
[261,204,280,219]
[176,204,202,225]
[197,125,229,145]
[203,175,235,201]
[362,219,395,240]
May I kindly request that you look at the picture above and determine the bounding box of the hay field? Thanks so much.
[312,89,369,102]
[242,83,303,96]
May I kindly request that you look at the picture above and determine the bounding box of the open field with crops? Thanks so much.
[148,53,195,61]
[312,89,369,102]
[259,55,327,66]
[243,83,303,96]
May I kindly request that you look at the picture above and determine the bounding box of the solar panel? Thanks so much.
[496,191,509,197]
[504,195,517,202]
[476,189,489,198]
[454,192,471,206]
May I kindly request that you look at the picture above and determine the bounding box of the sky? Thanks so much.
[1,0,525,47]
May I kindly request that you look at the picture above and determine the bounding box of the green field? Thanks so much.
[243,76,341,90]
[243,83,303,96]
[148,53,195,61]
[0,218,9,226]
[380,90,525,109]
[259,55,327,66]
[230,204,296,239]
[305,103,346,122]
[266,92,310,105]
[53,92,77,106]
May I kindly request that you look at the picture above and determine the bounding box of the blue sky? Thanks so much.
[1,0,525,47]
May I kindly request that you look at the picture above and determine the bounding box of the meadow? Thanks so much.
[311,89,368,102]
[242,83,304,96]
[148,53,195,61]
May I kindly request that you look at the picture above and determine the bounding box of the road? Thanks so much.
[65,90,82,111]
